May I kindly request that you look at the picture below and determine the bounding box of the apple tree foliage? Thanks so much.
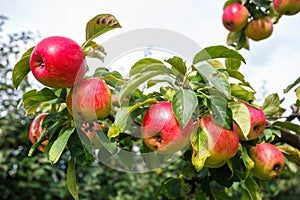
[0,15,188,200]
[9,2,300,200]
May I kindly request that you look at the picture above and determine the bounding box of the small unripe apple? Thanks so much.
[273,0,300,15]
[199,115,239,168]
[141,101,195,154]
[235,103,266,141]
[30,36,86,88]
[66,77,112,122]
[29,113,49,152]
[249,143,285,180]
[245,16,273,41]
[222,3,249,32]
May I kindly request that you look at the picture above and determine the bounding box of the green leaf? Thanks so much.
[296,86,300,101]
[277,145,300,165]
[118,64,171,101]
[225,58,242,70]
[161,177,182,199]
[212,191,235,200]
[172,89,198,128]
[284,77,300,93]
[226,69,246,83]
[22,88,58,114]
[194,64,231,98]
[85,14,121,43]
[166,56,187,76]
[209,90,232,129]
[191,128,210,171]
[231,84,255,103]
[193,45,246,64]
[226,31,249,50]
[49,127,75,164]
[209,164,234,187]
[110,98,157,138]
[67,157,79,200]
[12,46,34,88]
[67,129,94,166]
[272,121,300,135]
[147,77,176,89]
[263,129,273,141]
[242,176,262,200]
[261,93,285,116]
[230,102,251,139]
[240,146,254,178]
[82,41,106,60]
[130,58,163,76]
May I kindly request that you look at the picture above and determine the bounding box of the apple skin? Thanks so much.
[249,143,285,180]
[141,101,195,154]
[273,0,300,15]
[236,103,266,141]
[222,3,249,32]
[66,78,112,122]
[29,113,49,153]
[30,36,86,88]
[199,115,239,168]
[245,16,273,41]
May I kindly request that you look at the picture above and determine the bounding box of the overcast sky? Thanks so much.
[1,0,300,109]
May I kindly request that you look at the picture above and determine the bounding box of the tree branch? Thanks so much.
[268,121,300,150]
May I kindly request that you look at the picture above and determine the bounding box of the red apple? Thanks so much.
[30,36,86,88]
[273,0,300,15]
[141,101,195,154]
[66,77,111,122]
[236,103,266,141]
[249,143,285,180]
[199,115,239,168]
[245,16,273,41]
[29,113,49,152]
[222,3,249,32]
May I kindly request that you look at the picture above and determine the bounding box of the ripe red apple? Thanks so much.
[222,3,249,32]
[66,77,111,122]
[141,101,195,154]
[199,115,239,168]
[249,143,285,180]
[29,113,49,152]
[245,16,273,41]
[30,36,86,88]
[235,103,266,141]
[273,0,300,15]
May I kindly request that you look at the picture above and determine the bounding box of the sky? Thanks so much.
[1,0,300,110]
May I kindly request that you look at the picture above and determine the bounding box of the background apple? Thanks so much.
[29,113,49,152]
[273,0,300,15]
[236,102,266,141]
[30,36,86,88]
[249,143,285,180]
[245,16,273,41]
[222,3,249,32]
[66,77,112,122]
[141,101,195,154]
[199,115,239,168]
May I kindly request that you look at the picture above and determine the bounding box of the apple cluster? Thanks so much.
[140,100,284,180]
[28,39,285,178]
[222,0,300,48]
[28,36,112,152]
